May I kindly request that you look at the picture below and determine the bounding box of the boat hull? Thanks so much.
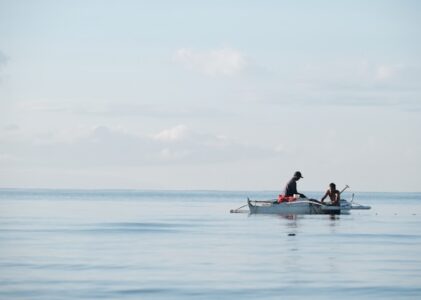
[247,198,364,215]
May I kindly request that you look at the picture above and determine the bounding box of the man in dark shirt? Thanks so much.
[283,171,306,198]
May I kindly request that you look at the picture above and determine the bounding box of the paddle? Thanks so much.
[339,184,349,194]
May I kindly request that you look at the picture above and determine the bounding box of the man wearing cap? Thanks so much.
[283,171,306,198]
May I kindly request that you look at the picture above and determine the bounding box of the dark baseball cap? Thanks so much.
[294,171,303,178]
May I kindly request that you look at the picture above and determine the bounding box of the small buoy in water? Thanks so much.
[288,233,296,236]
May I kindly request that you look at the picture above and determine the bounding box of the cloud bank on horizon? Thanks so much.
[0,0,420,191]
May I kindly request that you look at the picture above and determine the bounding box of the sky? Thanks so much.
[0,0,420,192]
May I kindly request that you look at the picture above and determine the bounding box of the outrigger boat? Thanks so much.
[230,185,371,215]
[247,197,371,215]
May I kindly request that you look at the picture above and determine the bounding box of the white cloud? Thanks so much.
[174,47,247,76]
[300,61,403,84]
[159,148,191,160]
[251,60,421,108]
[153,125,189,142]
[274,144,285,153]
[0,125,277,168]
[375,65,394,80]
[374,64,403,81]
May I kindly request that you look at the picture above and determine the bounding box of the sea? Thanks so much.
[0,189,421,299]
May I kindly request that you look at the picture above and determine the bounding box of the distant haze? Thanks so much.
[0,1,420,192]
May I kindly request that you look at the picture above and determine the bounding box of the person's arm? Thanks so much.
[320,190,328,202]
[333,191,340,205]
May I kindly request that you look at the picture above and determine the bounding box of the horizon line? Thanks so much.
[0,187,419,194]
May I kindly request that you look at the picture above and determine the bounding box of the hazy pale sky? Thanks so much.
[1,0,420,191]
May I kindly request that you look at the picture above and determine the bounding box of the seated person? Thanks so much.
[283,171,306,198]
[276,171,306,203]
[321,183,340,206]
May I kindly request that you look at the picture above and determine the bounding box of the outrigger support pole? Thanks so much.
[230,204,248,213]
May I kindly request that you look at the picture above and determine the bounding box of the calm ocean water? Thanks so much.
[1,189,421,299]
